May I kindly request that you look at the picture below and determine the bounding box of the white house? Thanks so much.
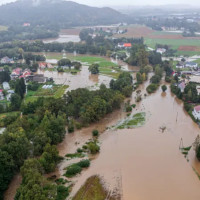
[185,62,198,68]
[178,81,186,93]
[3,82,10,90]
[193,105,200,120]
[176,61,185,69]
[156,48,166,55]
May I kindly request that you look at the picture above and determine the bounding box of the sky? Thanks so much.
[0,0,200,6]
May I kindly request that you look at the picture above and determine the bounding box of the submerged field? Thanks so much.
[45,53,121,78]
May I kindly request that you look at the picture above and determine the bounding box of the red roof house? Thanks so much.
[123,43,132,48]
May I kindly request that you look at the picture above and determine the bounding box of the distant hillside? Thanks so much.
[0,0,127,27]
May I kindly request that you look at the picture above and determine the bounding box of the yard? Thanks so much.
[25,85,68,103]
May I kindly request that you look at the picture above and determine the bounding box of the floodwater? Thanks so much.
[37,66,112,91]
[5,73,200,200]
[43,34,80,43]
[56,77,200,200]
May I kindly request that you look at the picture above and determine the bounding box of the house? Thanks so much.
[156,48,166,55]
[1,57,13,64]
[117,43,124,48]
[123,43,132,48]
[19,69,32,79]
[0,89,4,100]
[176,61,185,69]
[11,68,23,80]
[178,81,186,93]
[6,90,14,101]
[31,74,47,83]
[185,62,198,68]
[193,105,200,120]
[3,82,10,90]
[23,23,31,27]
[39,62,54,69]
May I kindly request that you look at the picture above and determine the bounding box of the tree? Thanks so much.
[10,94,22,111]
[0,150,15,199]
[193,135,200,161]
[136,72,143,84]
[39,144,60,173]
[15,78,26,99]
[89,64,99,74]
[58,59,71,67]
[161,85,167,92]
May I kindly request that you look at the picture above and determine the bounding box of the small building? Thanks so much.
[23,23,31,27]
[2,82,10,90]
[123,43,132,48]
[156,48,166,55]
[193,105,200,120]
[39,62,54,69]
[185,62,198,68]
[117,43,124,48]
[178,81,186,93]
[176,61,185,69]
[1,56,13,64]
[32,74,47,83]
[19,69,32,79]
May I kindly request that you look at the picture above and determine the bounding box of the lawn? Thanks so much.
[72,176,116,200]
[25,85,68,103]
[0,111,20,120]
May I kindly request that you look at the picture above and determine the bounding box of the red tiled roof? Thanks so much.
[0,89,3,93]
[194,105,200,112]
[124,43,132,47]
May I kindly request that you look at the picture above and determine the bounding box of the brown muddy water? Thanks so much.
[37,66,112,91]
[5,74,200,200]
[56,78,200,200]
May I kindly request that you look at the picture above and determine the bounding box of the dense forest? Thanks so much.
[0,0,127,27]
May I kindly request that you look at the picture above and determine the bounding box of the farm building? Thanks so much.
[185,62,198,68]
[176,61,185,69]
[156,48,166,55]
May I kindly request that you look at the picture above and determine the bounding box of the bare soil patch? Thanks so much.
[60,28,81,35]
[178,46,200,51]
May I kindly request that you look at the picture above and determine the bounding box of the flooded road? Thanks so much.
[56,78,200,200]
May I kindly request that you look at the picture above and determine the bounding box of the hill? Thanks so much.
[0,0,127,27]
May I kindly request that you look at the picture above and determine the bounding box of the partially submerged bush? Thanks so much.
[77,159,90,168]
[92,130,99,137]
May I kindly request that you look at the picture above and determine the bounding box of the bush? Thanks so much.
[68,120,74,133]
[146,84,159,94]
[126,105,132,112]
[87,142,100,154]
[77,159,90,168]
[92,130,99,137]
[131,104,136,108]
[184,102,192,112]
[56,185,69,200]
[161,85,167,92]
[65,165,82,177]
[165,76,171,83]
[77,148,83,153]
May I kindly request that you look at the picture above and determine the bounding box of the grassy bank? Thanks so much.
[25,85,68,103]
[72,176,117,200]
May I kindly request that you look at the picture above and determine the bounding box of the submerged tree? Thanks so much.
[89,64,99,74]
[193,135,200,161]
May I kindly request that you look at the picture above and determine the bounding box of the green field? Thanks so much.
[25,85,68,103]
[0,25,7,32]
[145,38,200,49]
[144,37,200,56]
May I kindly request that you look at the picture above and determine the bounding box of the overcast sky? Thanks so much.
[0,0,200,6]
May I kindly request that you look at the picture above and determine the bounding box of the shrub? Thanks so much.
[126,105,132,112]
[68,120,74,133]
[146,84,159,94]
[77,148,83,153]
[92,130,99,137]
[56,185,69,200]
[131,104,136,108]
[77,159,90,168]
[165,76,171,83]
[87,142,100,154]
[65,165,82,177]
[161,85,167,92]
